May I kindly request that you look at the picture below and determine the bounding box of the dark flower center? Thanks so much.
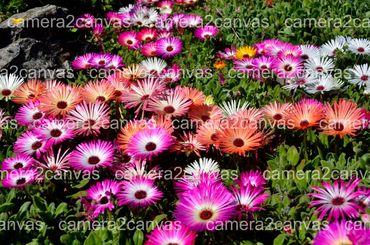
[273,113,282,120]
[100,196,109,204]
[357,47,365,53]
[98,60,106,65]
[84,119,96,128]
[50,129,62,138]
[316,66,323,72]
[260,65,268,70]
[141,94,149,101]
[32,112,43,120]
[166,46,174,52]
[127,40,133,45]
[300,120,310,128]
[57,101,68,109]
[233,138,245,147]
[360,75,369,81]
[210,133,218,142]
[201,115,210,122]
[31,141,42,150]
[243,54,250,59]
[134,190,147,200]
[199,209,213,220]
[284,64,293,72]
[16,177,27,185]
[13,162,23,169]
[145,142,157,152]
[332,196,345,206]
[301,54,309,59]
[96,96,106,102]
[88,156,100,165]
[333,122,344,131]
[1,89,12,96]
[316,85,325,91]
[203,34,211,39]
[114,90,122,97]
[164,106,175,114]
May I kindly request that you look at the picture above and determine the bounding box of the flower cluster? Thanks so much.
[72,53,124,70]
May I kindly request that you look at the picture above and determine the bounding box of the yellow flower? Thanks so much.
[214,61,226,70]
[235,46,257,60]
[11,18,25,26]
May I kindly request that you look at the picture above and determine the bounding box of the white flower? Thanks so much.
[219,100,249,117]
[305,57,335,76]
[304,75,343,94]
[347,38,370,55]
[0,73,24,101]
[140,57,167,76]
[320,39,344,57]
[300,45,320,61]
[348,64,370,87]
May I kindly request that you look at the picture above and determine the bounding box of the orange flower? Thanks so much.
[117,120,148,151]
[12,80,44,104]
[39,84,81,116]
[263,102,292,126]
[320,99,364,138]
[196,120,221,148]
[218,120,265,156]
[81,80,115,103]
[171,132,206,157]
[284,99,325,130]
[176,86,205,106]
[214,61,226,70]
[188,104,223,125]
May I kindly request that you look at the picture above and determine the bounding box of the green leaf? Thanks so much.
[147,214,167,232]
[273,234,287,245]
[33,196,47,211]
[55,203,68,217]
[0,203,14,213]
[133,230,144,245]
[287,146,300,166]
[73,179,90,189]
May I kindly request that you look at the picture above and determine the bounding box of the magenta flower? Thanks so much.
[2,154,34,171]
[194,25,219,41]
[117,177,163,208]
[70,140,114,172]
[2,169,37,188]
[145,221,196,245]
[156,37,183,58]
[309,179,363,220]
[15,100,45,126]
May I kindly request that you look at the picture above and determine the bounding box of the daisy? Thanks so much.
[233,58,256,73]
[194,25,219,40]
[283,98,325,130]
[39,85,81,116]
[348,64,370,87]
[126,127,173,159]
[236,171,265,188]
[312,221,365,245]
[147,89,192,117]
[181,14,202,28]
[67,101,110,136]
[305,57,335,76]
[137,28,157,42]
[196,120,221,147]
[217,46,236,60]
[177,86,205,105]
[70,140,114,172]
[141,42,158,57]
[283,73,315,90]
[157,1,174,14]
[309,179,362,220]
[85,180,121,218]
[320,99,364,138]
[252,56,275,71]
[156,37,183,58]
[272,55,303,79]
[304,75,343,94]
[145,222,196,245]
[219,100,249,117]
[184,158,220,179]
[121,77,165,114]
[171,132,206,157]
[276,43,302,57]
[117,120,149,152]
[12,79,44,104]
[72,53,94,70]
[120,64,148,81]
[37,147,70,173]
[320,39,344,57]
[300,44,321,60]
[2,169,37,189]
[263,101,292,126]
[140,57,167,76]
[118,31,141,49]
[33,119,74,146]
[14,101,44,126]
[81,80,115,103]
[232,185,269,217]
[188,104,223,125]
[347,38,370,55]
[117,177,163,207]
[90,53,113,68]
[14,131,48,157]
[159,64,181,83]
[174,181,236,231]
[235,46,257,60]
[106,54,124,69]
[0,73,24,101]
[2,154,34,171]
[218,122,265,156]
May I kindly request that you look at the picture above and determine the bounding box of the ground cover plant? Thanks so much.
[0,0,370,244]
